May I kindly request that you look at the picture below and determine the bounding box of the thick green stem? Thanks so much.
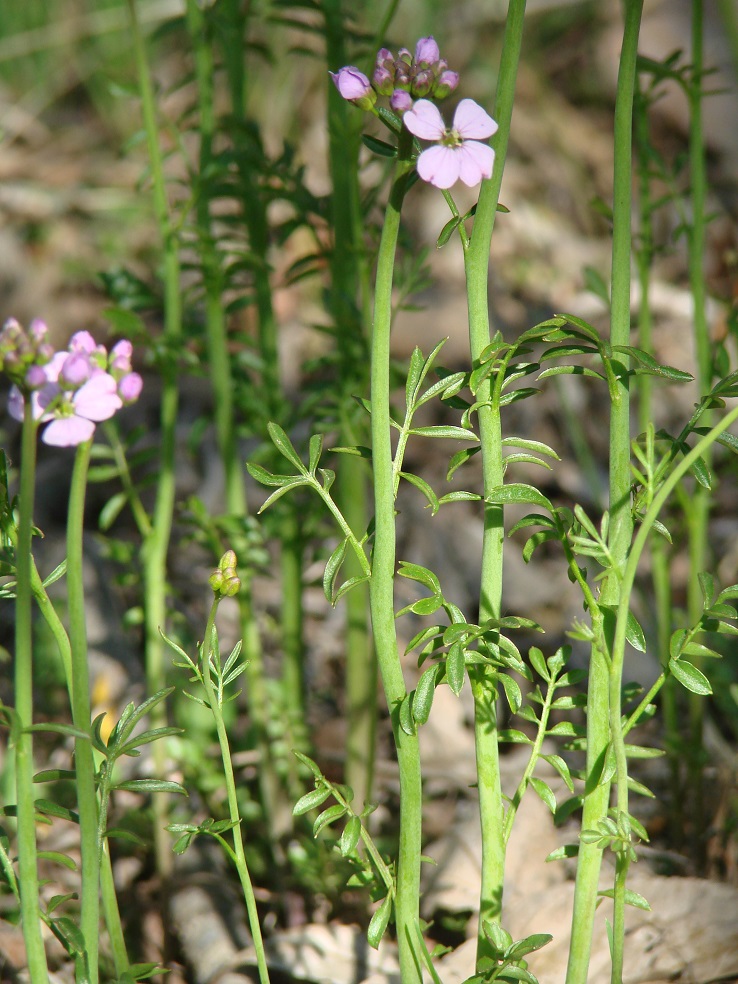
[67,440,100,983]
[633,86,683,845]
[14,407,49,983]
[126,0,183,878]
[462,0,526,958]
[566,5,642,980]
[201,599,270,984]
[686,0,710,866]
[323,0,376,812]
[369,127,422,983]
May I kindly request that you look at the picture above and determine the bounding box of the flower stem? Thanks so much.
[463,0,526,959]
[67,439,100,984]
[686,0,710,868]
[566,3,643,981]
[126,0,182,880]
[323,0,376,813]
[369,126,422,983]
[201,599,271,984]
[14,405,49,984]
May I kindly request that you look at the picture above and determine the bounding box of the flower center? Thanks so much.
[440,127,463,149]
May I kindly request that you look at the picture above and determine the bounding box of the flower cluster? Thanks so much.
[209,549,241,598]
[330,36,458,113]
[331,37,497,190]
[2,318,142,447]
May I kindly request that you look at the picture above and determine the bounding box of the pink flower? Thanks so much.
[41,373,122,447]
[404,98,498,189]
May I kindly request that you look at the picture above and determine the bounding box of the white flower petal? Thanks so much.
[453,98,498,140]
[404,99,446,141]
[416,145,461,189]
[457,141,495,186]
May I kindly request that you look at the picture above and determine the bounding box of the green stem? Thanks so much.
[369,126,422,983]
[220,4,299,843]
[463,0,526,958]
[201,598,270,984]
[324,0,375,811]
[126,0,183,878]
[686,0,710,867]
[30,544,131,976]
[67,440,100,984]
[633,84,683,844]
[567,3,643,981]
[14,405,49,983]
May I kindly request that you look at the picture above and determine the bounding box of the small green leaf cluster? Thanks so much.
[667,574,738,696]
[92,687,186,808]
[163,629,247,710]
[461,922,552,984]
[580,809,646,864]
[166,816,240,856]
[401,603,541,734]
[292,751,395,950]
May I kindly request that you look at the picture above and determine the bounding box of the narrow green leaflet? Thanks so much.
[400,472,440,515]
[529,777,557,814]
[267,422,306,473]
[367,894,393,949]
[486,484,554,514]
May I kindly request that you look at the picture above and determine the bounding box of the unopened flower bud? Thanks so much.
[372,64,394,96]
[397,47,413,66]
[390,89,413,113]
[29,319,49,344]
[61,352,92,387]
[433,69,459,99]
[411,68,434,97]
[330,67,377,110]
[209,569,224,592]
[118,372,143,404]
[414,36,440,66]
[25,365,48,390]
[394,63,411,89]
[223,575,241,597]
[219,549,237,571]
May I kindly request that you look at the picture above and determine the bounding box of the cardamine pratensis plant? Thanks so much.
[1,317,152,984]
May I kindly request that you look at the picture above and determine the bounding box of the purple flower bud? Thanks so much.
[110,341,133,373]
[414,36,440,66]
[433,69,459,99]
[111,339,133,361]
[25,365,48,390]
[394,64,411,88]
[411,68,434,98]
[118,372,143,404]
[397,47,413,66]
[330,66,374,105]
[37,343,55,364]
[372,64,394,96]
[60,352,92,387]
[390,89,414,113]
[69,330,97,353]
[376,47,393,66]
[29,319,49,344]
